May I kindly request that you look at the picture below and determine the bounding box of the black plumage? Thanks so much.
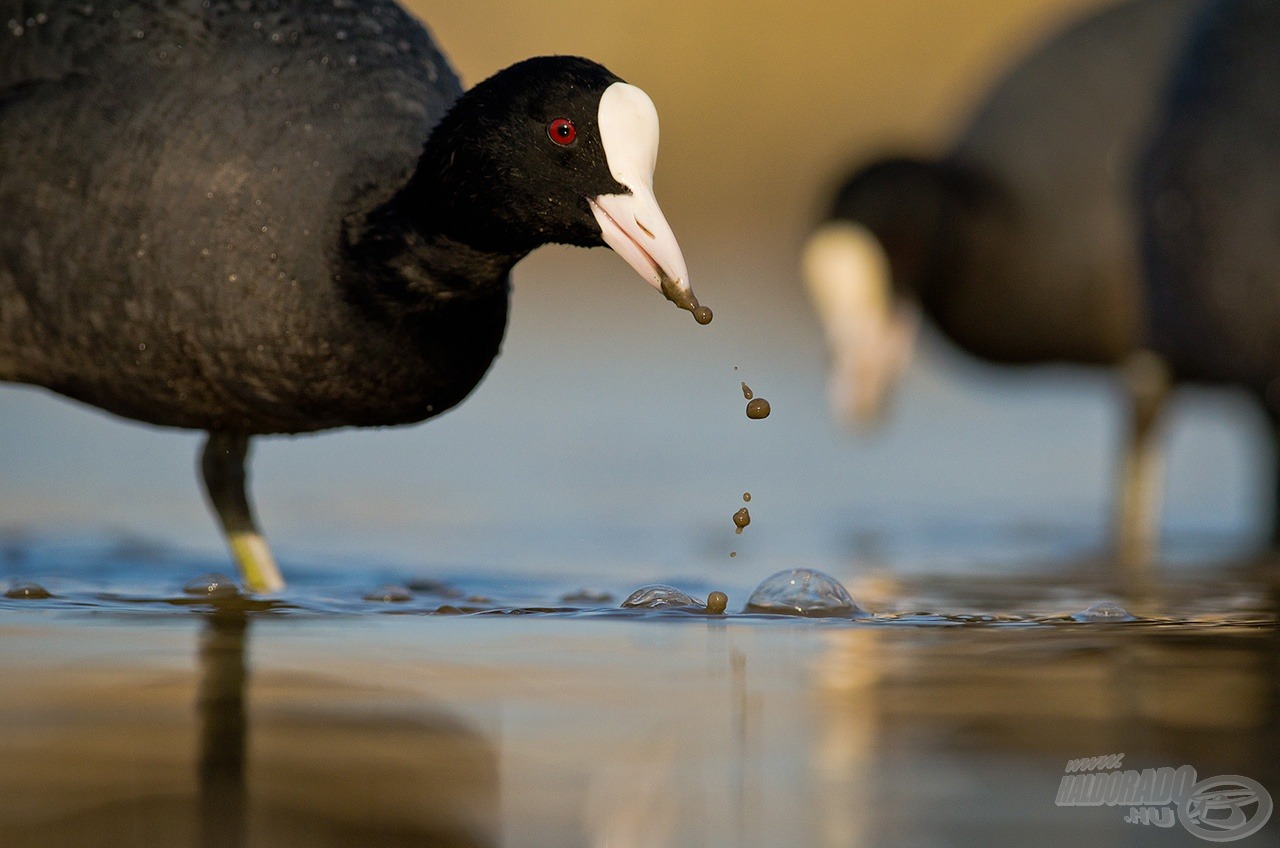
[0,1,696,590]
[1140,0,1280,536]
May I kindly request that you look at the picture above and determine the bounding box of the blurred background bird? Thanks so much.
[802,0,1230,571]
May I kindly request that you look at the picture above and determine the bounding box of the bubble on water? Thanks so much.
[1072,600,1136,622]
[621,584,701,609]
[746,398,771,419]
[706,591,728,614]
[182,572,240,599]
[5,580,51,600]
[745,569,862,618]
[364,585,412,603]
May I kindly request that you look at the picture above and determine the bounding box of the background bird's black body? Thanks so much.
[833,0,1203,369]
[1140,0,1280,398]
[0,0,517,434]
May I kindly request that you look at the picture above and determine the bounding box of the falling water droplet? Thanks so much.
[741,382,754,400]
[706,591,728,614]
[733,508,750,534]
[746,398,771,419]
[745,568,862,618]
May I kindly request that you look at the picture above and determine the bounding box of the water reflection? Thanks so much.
[198,610,247,848]
[0,572,1277,847]
[0,609,498,848]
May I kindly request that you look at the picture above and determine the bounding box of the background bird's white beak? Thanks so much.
[593,82,695,310]
[803,221,919,427]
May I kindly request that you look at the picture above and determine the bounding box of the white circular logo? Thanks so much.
[1178,775,1273,842]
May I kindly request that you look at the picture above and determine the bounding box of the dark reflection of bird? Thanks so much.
[802,0,1203,568]
[1140,0,1280,549]
[0,1,706,592]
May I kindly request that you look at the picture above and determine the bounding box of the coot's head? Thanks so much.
[420,56,702,316]
[802,158,975,426]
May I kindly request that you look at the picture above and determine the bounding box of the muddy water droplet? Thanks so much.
[182,572,239,599]
[742,492,751,502]
[364,585,412,602]
[1072,600,1136,622]
[741,382,753,400]
[5,580,51,600]
[733,507,750,534]
[745,568,862,618]
[659,273,711,325]
[621,584,699,609]
[729,551,737,558]
[746,398,771,419]
[706,591,728,614]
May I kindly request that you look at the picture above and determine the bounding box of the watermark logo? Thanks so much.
[1055,754,1272,842]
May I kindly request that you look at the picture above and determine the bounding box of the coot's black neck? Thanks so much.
[340,189,523,324]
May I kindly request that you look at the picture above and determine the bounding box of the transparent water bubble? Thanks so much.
[621,584,701,609]
[745,569,862,618]
[1072,600,1136,622]
[182,572,240,599]
[363,585,412,603]
[5,580,51,600]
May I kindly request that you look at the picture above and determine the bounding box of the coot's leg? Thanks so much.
[200,432,284,593]
[1114,350,1171,573]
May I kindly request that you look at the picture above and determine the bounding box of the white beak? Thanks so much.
[591,82,700,315]
[802,221,918,426]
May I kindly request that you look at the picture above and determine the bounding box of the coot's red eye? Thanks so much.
[547,117,576,145]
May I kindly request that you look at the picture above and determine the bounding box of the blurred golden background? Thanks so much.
[413,0,1112,241]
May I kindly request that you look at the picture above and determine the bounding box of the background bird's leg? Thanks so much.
[1114,350,1171,576]
[1264,407,1280,552]
[200,432,285,593]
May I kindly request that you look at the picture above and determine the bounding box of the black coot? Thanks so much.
[0,0,708,591]
[803,0,1203,567]
[1140,0,1280,546]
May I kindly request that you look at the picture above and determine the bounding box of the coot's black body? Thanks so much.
[0,1,701,591]
[1141,0,1280,399]
[0,0,493,434]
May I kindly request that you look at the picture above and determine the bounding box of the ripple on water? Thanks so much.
[745,568,863,618]
[5,580,51,600]
[363,585,413,603]
[182,573,240,599]
[1071,600,1137,623]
